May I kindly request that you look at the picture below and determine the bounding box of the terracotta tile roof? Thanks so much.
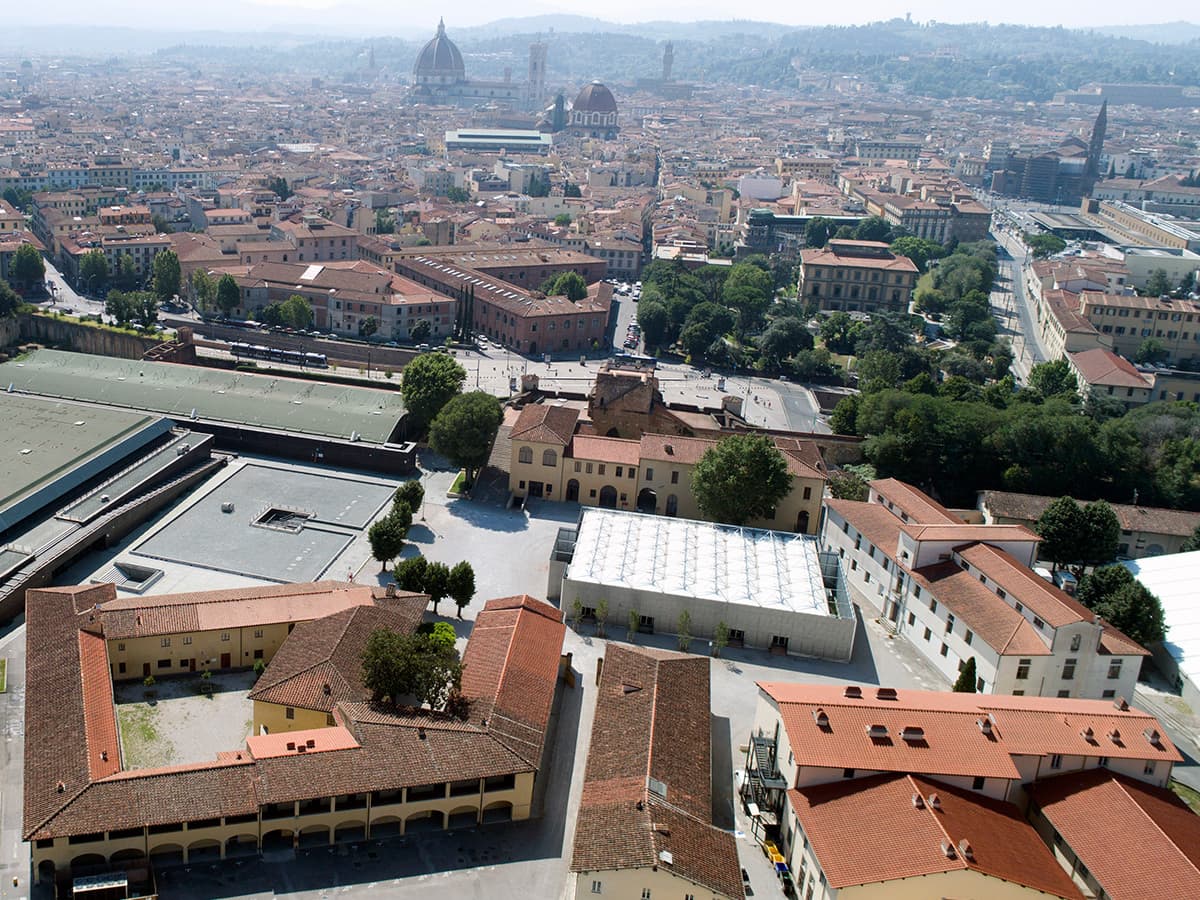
[801,243,919,273]
[824,498,904,560]
[248,598,427,712]
[870,478,962,524]
[572,645,743,900]
[99,581,379,639]
[459,595,566,767]
[510,403,580,445]
[759,683,1180,772]
[1069,348,1152,388]
[246,725,361,758]
[909,562,1052,656]
[24,584,564,841]
[568,434,641,467]
[979,489,1200,540]
[900,523,1039,543]
[1029,769,1200,899]
[638,433,715,466]
[789,774,1083,897]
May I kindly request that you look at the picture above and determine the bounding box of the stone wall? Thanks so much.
[12,313,161,359]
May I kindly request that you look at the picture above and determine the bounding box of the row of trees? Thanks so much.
[393,555,476,618]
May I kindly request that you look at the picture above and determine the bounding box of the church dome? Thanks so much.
[413,19,465,80]
[572,81,617,114]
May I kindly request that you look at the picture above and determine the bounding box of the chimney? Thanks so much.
[286,742,296,751]
[843,685,863,699]
[386,583,397,598]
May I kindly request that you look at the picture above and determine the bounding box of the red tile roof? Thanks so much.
[510,403,580,445]
[825,498,905,559]
[572,645,743,900]
[246,726,360,758]
[979,489,1200,540]
[1069,348,1152,388]
[568,434,641,467]
[790,774,1083,897]
[1029,769,1200,899]
[870,478,962,524]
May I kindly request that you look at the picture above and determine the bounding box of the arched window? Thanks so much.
[542,449,558,467]
[518,446,533,465]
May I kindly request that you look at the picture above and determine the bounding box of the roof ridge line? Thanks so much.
[1116,777,1200,878]
[909,775,968,872]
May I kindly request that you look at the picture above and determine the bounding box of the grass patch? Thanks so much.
[116,703,172,769]
[0,657,6,693]
[449,470,469,494]
[1171,779,1200,814]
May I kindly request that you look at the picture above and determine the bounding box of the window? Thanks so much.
[157,659,171,669]
[254,629,264,639]
[1062,658,1077,680]
[574,461,582,473]
[160,637,171,648]
[586,463,594,474]
[923,627,932,642]
[1057,690,1071,698]
[670,470,679,484]
[598,464,606,475]
[285,707,295,720]
[1144,761,1156,776]
[221,632,230,642]
[182,635,192,645]
[907,612,916,626]
[1050,754,1063,770]
[771,635,790,651]
[645,467,654,480]
[591,881,602,894]
[940,643,949,657]
[1102,689,1116,699]
[1033,617,1045,630]
[965,630,974,646]
[616,466,623,477]
[972,776,985,790]
[518,446,533,464]
[641,891,651,900]
[842,768,856,779]
[117,643,126,651]
[1070,634,1081,651]
[945,613,955,633]
[118,662,126,674]
[803,486,812,500]
[1016,659,1030,679]
[929,598,938,613]
[542,449,557,467]
[1108,660,1122,679]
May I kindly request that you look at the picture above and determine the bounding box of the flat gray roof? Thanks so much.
[0,393,165,531]
[3,349,406,444]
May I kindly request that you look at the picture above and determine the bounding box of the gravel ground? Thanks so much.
[115,671,257,769]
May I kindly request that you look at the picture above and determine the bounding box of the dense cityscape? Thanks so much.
[1,9,1199,900]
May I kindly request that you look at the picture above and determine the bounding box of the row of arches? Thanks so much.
[48,802,515,879]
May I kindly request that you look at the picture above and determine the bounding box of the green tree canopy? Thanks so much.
[279,294,314,330]
[541,271,587,301]
[447,561,475,619]
[758,316,814,368]
[428,391,503,485]
[722,261,774,336]
[394,479,425,513]
[890,236,944,274]
[1076,565,1167,648]
[953,657,977,692]
[691,434,793,526]
[358,316,379,338]
[1181,522,1200,552]
[1143,269,1172,298]
[0,278,19,317]
[401,353,467,431]
[1024,232,1066,259]
[367,509,410,571]
[819,311,864,355]
[553,213,572,226]
[424,561,451,615]
[828,468,870,501]
[113,254,139,291]
[216,273,240,317]
[151,249,181,303]
[1134,338,1169,366]
[191,269,215,310]
[805,216,835,249]
[394,555,429,593]
[360,628,462,710]
[11,242,44,289]
[636,300,669,349]
[1028,359,1077,399]
[1034,496,1086,570]
[267,176,292,200]
[80,249,110,293]
[410,318,432,343]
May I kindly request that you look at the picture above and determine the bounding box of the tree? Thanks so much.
[828,469,870,501]
[152,214,171,234]
[417,621,458,649]
[359,316,379,338]
[151,249,181,303]
[553,213,572,226]
[424,561,451,615]
[394,479,425,513]
[595,598,609,638]
[1181,522,1200,552]
[216,273,240,317]
[1023,232,1067,259]
[1028,359,1077,399]
[113,254,139,291]
[402,353,467,431]
[191,269,215,310]
[445,186,470,203]
[428,391,503,485]
[569,599,583,631]
[105,291,137,326]
[759,316,814,367]
[829,395,860,435]
[279,294,314,330]
[134,291,159,329]
[627,608,640,643]
[541,271,587,301]
[854,216,894,242]
[805,216,835,249]
[563,182,582,198]
[375,209,395,235]
[1143,269,1171,297]
[692,435,793,526]
[11,243,44,290]
[723,261,774,336]
[677,609,692,653]
[1135,337,1169,365]
[447,561,475,619]
[394,555,428,593]
[637,300,669,348]
[267,175,292,200]
[361,628,462,710]
[1035,496,1086,571]
[410,319,432,343]
[368,510,409,571]
[0,278,19,317]
[79,249,109,294]
[819,312,863,355]
[1077,565,1167,647]
[890,236,944,274]
[953,657,977,692]
[1079,500,1120,571]
[712,621,730,657]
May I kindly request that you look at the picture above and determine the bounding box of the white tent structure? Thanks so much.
[1123,551,1200,709]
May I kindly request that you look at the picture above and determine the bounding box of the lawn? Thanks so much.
[449,470,470,495]
[116,702,173,770]
[1171,779,1200,814]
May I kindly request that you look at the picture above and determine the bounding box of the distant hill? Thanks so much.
[1085,21,1200,44]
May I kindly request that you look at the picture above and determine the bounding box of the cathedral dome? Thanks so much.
[572,81,617,114]
[413,19,465,81]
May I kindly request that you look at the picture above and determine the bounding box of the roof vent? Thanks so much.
[286,742,296,751]
[813,708,830,728]
[100,751,108,762]
[844,685,863,699]
[306,739,315,748]
[958,839,974,861]
[912,793,924,809]
[648,776,667,799]
[928,793,941,810]
[297,745,306,753]
[323,684,331,695]
[418,727,427,740]
[1113,696,1129,711]
[658,849,673,865]
[56,781,66,793]
[866,724,889,738]
[901,726,925,742]
[1107,728,1122,743]
[977,718,993,736]
[1081,726,1096,742]
[1144,728,1161,746]
[940,839,956,858]
[876,687,898,700]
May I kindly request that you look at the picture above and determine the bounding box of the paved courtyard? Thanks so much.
[114,672,256,769]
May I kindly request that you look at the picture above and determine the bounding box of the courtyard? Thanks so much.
[113,671,257,770]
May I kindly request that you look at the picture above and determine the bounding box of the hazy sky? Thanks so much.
[6,0,1195,31]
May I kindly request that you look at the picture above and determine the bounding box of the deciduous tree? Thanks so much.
[1077,565,1167,647]
[216,273,240,317]
[401,353,467,431]
[429,391,504,485]
[447,561,475,619]
[691,435,793,526]
[11,242,44,290]
[151,249,181,303]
